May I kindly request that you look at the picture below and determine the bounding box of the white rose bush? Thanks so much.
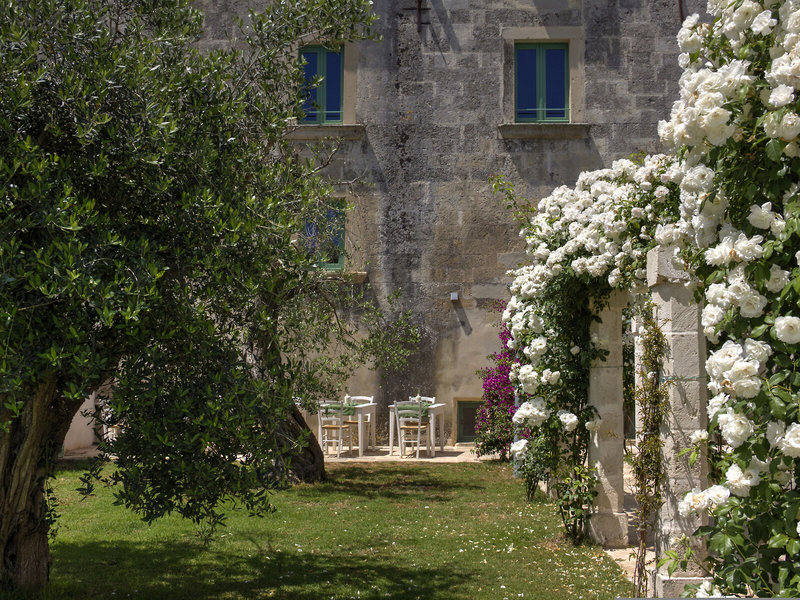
[493,154,680,544]
[495,0,800,594]
[657,1,800,595]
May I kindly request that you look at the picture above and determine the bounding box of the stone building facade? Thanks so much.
[195,0,706,444]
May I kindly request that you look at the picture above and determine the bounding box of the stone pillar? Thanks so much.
[647,246,709,597]
[588,290,629,548]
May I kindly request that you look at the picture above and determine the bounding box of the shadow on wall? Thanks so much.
[450,297,473,336]
[501,134,604,197]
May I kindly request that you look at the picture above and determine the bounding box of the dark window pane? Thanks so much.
[544,48,567,119]
[325,50,342,121]
[302,51,319,122]
[516,47,537,120]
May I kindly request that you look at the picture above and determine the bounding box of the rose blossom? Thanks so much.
[779,423,800,457]
[510,438,528,460]
[775,316,800,344]
[717,409,754,448]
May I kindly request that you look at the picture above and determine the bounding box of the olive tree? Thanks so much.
[0,0,406,591]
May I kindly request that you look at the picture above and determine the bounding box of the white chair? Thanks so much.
[396,398,431,459]
[343,395,375,452]
[318,402,354,458]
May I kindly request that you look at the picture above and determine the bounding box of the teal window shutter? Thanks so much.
[301,45,344,124]
[515,43,569,123]
[304,199,345,271]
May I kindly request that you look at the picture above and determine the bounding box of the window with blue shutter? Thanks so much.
[304,200,345,271]
[301,45,343,124]
[515,43,569,123]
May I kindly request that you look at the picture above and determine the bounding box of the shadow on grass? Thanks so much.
[295,463,486,502]
[13,539,472,600]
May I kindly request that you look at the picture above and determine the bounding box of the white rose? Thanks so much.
[779,112,800,140]
[727,359,758,382]
[737,290,768,318]
[744,338,772,364]
[779,423,800,457]
[752,9,777,35]
[707,393,729,419]
[733,233,763,262]
[747,202,774,229]
[717,409,754,448]
[765,264,789,293]
[732,376,762,398]
[706,283,733,309]
[767,420,786,448]
[585,417,603,432]
[678,488,710,517]
[510,438,528,459]
[705,484,731,508]
[768,83,795,107]
[690,429,709,444]
[726,463,754,497]
[775,316,800,344]
[558,411,578,433]
[702,304,725,328]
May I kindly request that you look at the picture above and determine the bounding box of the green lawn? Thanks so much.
[23,461,632,600]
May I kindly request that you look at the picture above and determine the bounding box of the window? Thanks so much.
[301,45,343,124]
[515,43,569,123]
[304,200,345,271]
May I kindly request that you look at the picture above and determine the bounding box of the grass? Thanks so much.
[15,460,632,600]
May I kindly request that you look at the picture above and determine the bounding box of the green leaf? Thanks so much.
[766,139,785,162]
[768,533,790,549]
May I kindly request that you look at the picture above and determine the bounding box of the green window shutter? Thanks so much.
[515,43,569,123]
[300,45,344,124]
[304,198,346,271]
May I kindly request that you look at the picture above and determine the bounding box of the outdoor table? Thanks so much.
[351,401,377,457]
[300,401,376,457]
[388,402,445,457]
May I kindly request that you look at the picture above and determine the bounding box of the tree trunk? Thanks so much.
[282,404,326,483]
[0,375,81,592]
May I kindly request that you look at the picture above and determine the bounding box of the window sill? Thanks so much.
[320,270,368,284]
[285,124,366,141]
[497,123,590,140]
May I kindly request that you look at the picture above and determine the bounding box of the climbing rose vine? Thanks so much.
[496,154,680,541]
[657,1,800,595]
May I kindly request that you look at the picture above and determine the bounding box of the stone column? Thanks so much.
[588,290,629,548]
[647,246,709,597]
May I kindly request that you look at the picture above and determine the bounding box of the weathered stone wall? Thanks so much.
[195,0,706,441]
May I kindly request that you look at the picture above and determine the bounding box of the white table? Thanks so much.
[351,402,377,457]
[305,402,377,458]
[388,402,445,457]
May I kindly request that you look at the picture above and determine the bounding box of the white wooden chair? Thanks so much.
[396,397,431,459]
[343,395,375,452]
[318,402,353,458]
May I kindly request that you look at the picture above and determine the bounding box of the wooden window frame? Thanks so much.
[514,42,570,124]
[300,45,344,125]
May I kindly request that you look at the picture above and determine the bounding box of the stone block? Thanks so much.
[647,245,688,286]
[662,333,706,379]
[654,574,710,598]
[589,511,629,548]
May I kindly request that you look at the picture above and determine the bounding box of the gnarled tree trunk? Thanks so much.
[0,375,81,592]
[281,404,325,483]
